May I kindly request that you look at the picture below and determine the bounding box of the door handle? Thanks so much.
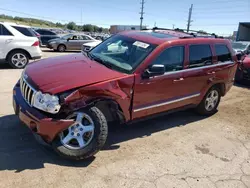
[5,39,13,44]
[207,71,215,75]
[173,78,184,82]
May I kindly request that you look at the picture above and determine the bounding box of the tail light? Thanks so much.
[32,41,40,46]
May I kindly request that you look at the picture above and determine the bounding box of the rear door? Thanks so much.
[0,24,14,59]
[180,44,215,103]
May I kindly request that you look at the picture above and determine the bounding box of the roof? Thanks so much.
[0,21,31,28]
[119,29,226,45]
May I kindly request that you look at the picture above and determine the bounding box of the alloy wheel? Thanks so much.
[205,90,219,111]
[60,112,95,150]
[11,53,27,68]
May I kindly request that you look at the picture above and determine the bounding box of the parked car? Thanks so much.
[47,33,98,52]
[235,54,250,83]
[35,29,60,46]
[81,40,102,52]
[13,29,237,160]
[81,39,127,53]
[0,22,41,68]
[231,41,250,54]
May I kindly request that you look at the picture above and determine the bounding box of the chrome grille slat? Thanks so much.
[20,77,37,106]
[27,88,32,104]
[24,83,28,100]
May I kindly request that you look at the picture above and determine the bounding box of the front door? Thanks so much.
[132,45,194,119]
[67,35,81,50]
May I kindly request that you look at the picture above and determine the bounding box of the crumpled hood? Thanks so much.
[25,53,125,94]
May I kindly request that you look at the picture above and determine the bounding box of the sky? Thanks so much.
[0,0,249,36]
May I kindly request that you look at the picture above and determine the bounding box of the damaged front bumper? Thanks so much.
[13,82,74,143]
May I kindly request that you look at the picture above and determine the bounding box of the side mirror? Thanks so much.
[67,38,70,41]
[142,64,165,78]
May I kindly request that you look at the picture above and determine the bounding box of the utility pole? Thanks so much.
[81,9,83,25]
[140,0,145,30]
[187,4,193,32]
[154,22,157,27]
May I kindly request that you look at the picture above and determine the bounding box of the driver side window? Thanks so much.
[151,46,184,72]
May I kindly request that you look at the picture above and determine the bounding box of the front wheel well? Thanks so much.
[93,100,126,125]
[6,48,32,60]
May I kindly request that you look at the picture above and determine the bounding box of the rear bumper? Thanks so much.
[13,82,74,143]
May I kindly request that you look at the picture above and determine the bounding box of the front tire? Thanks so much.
[7,50,29,69]
[52,106,108,160]
[196,86,221,116]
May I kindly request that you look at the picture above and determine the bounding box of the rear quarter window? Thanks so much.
[189,44,212,68]
[12,26,35,37]
[215,44,232,63]
[0,24,13,36]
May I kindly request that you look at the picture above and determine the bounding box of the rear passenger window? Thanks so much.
[215,44,232,63]
[0,24,13,36]
[189,44,212,68]
[12,26,35,37]
[151,46,184,72]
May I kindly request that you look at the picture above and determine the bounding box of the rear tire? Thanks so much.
[196,86,221,116]
[7,50,29,69]
[57,44,66,52]
[52,106,108,160]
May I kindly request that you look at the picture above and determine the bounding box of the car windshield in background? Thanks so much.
[232,42,248,50]
[89,35,156,74]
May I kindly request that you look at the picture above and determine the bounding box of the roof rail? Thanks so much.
[149,27,223,39]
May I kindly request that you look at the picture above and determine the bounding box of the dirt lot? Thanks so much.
[0,48,250,188]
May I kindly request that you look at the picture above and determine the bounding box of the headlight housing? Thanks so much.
[33,91,61,114]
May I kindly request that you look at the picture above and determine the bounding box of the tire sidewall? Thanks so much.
[7,51,29,69]
[57,44,66,52]
[52,107,108,160]
[197,87,221,115]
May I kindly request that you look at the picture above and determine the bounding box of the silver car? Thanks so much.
[47,33,99,52]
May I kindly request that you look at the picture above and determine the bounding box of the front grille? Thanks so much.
[20,77,36,106]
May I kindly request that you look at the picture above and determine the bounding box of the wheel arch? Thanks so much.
[212,83,226,96]
[84,98,126,125]
[6,48,32,60]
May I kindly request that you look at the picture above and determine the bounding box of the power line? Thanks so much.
[139,0,145,30]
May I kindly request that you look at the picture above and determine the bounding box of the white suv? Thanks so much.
[0,22,42,68]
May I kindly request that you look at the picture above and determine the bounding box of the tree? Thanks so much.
[82,24,94,32]
[198,30,207,34]
[56,22,63,27]
[67,22,77,30]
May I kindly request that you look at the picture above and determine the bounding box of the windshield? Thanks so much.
[232,42,248,50]
[89,35,156,73]
[61,34,73,39]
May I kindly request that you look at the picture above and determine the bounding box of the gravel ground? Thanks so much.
[0,49,250,188]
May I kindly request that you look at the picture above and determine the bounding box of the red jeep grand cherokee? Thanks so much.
[13,29,237,160]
